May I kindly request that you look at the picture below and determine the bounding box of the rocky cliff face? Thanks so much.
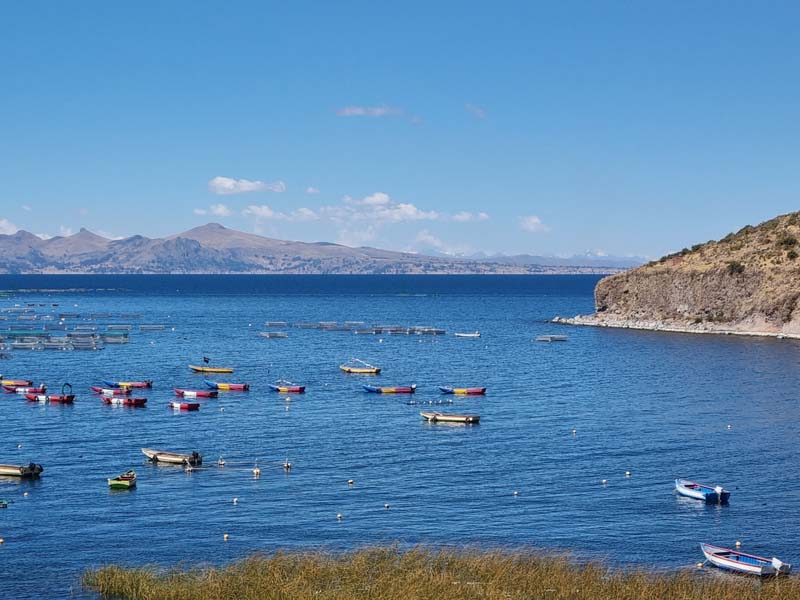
[560,211,800,337]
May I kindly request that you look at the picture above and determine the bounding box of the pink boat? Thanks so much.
[91,386,131,396]
[170,400,200,411]
[102,396,147,407]
[174,389,218,398]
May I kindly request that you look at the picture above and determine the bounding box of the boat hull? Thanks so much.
[340,366,381,374]
[91,386,131,396]
[204,380,249,391]
[420,412,480,424]
[175,389,218,398]
[108,470,137,489]
[439,386,486,395]
[103,380,152,388]
[25,393,75,404]
[142,448,202,465]
[102,396,147,407]
[700,543,790,576]
[0,463,44,477]
[189,365,234,374]
[675,479,730,504]
[4,385,46,394]
[269,384,306,393]
[170,401,200,410]
[363,385,416,394]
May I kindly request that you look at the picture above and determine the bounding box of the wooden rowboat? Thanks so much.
[25,393,75,404]
[204,380,249,391]
[170,400,200,411]
[102,379,153,388]
[189,364,234,374]
[91,386,131,396]
[439,386,486,395]
[700,543,791,576]
[340,359,381,374]
[102,396,147,407]
[0,463,43,477]
[420,411,480,424]
[142,448,202,465]
[268,380,306,393]
[675,479,730,504]
[108,470,136,490]
[175,389,218,398]
[363,384,416,394]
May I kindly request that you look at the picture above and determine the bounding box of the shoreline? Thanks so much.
[553,314,800,340]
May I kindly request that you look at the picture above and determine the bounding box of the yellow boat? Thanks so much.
[339,358,381,374]
[189,364,234,374]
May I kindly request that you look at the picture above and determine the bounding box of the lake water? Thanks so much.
[0,275,798,598]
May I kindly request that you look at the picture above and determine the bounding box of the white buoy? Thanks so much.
[513,490,519,496]
[337,513,343,521]
[571,429,577,435]
[696,562,703,568]
[253,465,261,477]
[223,533,229,541]
[17,444,21,449]
[218,457,225,467]
[625,471,631,477]
[384,503,390,509]
[0,538,4,544]
[601,480,607,486]
[735,540,742,547]
[726,424,732,430]
[283,460,292,471]
[233,497,238,505]
[220,407,225,412]
[23,492,28,497]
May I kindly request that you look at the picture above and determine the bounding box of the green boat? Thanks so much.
[108,470,136,490]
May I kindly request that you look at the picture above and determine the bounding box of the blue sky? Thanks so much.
[1,1,799,258]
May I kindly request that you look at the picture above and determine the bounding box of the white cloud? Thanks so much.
[59,225,74,237]
[21,204,32,212]
[35,233,52,240]
[292,207,318,221]
[336,226,378,247]
[96,230,124,240]
[209,203,231,217]
[452,211,489,222]
[519,215,549,233]
[0,218,19,235]
[336,105,403,117]
[305,187,320,194]
[465,103,487,119]
[193,208,207,215]
[209,176,286,195]
[242,205,278,219]
[410,229,473,256]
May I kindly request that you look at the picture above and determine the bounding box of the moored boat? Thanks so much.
[439,386,487,395]
[535,335,568,342]
[91,386,131,396]
[175,389,218,398]
[102,379,153,389]
[4,384,46,394]
[700,543,791,576]
[204,380,249,391]
[268,379,306,393]
[170,400,200,411]
[454,332,481,338]
[363,384,416,394]
[189,364,234,374]
[102,396,147,407]
[1,379,33,387]
[108,470,137,490]
[340,358,381,374]
[420,411,480,424]
[675,479,730,504]
[25,393,75,404]
[0,463,44,477]
[142,448,202,465]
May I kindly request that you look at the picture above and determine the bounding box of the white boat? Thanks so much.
[420,411,480,424]
[141,448,202,465]
[454,332,481,338]
[675,478,730,504]
[0,463,44,477]
[701,543,791,576]
[535,335,568,342]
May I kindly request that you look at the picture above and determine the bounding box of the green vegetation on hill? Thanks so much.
[83,547,800,600]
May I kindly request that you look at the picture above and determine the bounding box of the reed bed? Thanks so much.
[83,547,800,600]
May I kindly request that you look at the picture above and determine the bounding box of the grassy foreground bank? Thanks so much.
[83,547,800,600]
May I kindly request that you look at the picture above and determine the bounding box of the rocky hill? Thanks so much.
[0,223,623,275]
[556,211,800,337]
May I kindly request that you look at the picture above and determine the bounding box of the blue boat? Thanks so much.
[701,543,791,576]
[362,384,416,394]
[675,479,730,504]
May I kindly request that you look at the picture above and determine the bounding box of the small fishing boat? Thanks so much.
[454,332,481,338]
[170,400,200,411]
[25,392,75,404]
[700,543,791,576]
[340,358,381,374]
[268,380,306,393]
[142,448,202,465]
[189,364,234,374]
[174,389,218,398]
[363,384,416,394]
[675,479,730,504]
[1,379,33,387]
[4,384,46,394]
[204,380,249,391]
[535,335,568,342]
[0,463,44,477]
[420,412,480,424]
[102,379,153,389]
[102,396,147,407]
[439,386,487,395]
[91,386,131,396]
[258,331,288,338]
[108,470,137,490]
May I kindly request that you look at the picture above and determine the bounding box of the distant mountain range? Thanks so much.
[0,224,641,274]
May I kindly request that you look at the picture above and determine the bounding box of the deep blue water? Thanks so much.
[0,275,798,599]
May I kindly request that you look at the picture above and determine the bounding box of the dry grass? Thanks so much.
[83,547,800,600]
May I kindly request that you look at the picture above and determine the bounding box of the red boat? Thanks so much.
[1,379,33,387]
[103,379,153,389]
[4,385,46,394]
[25,393,75,404]
[102,396,147,407]
[91,386,131,396]
[174,389,218,398]
[170,400,200,411]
